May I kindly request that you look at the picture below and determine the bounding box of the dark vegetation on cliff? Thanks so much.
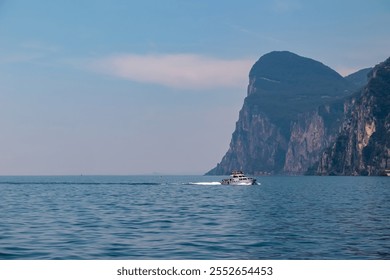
[246,51,354,135]
[207,51,389,176]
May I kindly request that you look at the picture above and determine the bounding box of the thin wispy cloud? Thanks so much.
[272,0,302,13]
[0,41,60,65]
[0,53,42,64]
[21,41,60,53]
[225,22,285,45]
[89,53,253,90]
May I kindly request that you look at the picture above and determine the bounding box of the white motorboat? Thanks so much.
[382,169,390,176]
[221,171,257,185]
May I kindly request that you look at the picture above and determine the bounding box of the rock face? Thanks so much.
[316,58,390,175]
[283,104,344,174]
[212,107,288,175]
[206,51,388,176]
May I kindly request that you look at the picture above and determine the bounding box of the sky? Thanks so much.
[0,0,389,175]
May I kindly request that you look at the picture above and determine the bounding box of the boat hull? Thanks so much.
[221,179,257,186]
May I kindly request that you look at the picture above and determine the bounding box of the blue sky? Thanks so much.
[0,0,389,175]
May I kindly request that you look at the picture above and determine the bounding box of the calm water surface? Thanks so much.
[0,176,389,259]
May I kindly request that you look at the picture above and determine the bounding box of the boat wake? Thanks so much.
[187,181,261,186]
[188,182,222,186]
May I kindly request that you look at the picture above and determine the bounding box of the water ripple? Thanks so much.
[0,176,389,259]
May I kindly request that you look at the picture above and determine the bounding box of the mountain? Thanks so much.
[245,51,354,135]
[206,51,367,175]
[316,58,390,175]
[345,67,372,88]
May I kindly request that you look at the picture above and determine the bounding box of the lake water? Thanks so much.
[0,175,389,259]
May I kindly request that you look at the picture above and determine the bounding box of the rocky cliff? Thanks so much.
[284,103,344,174]
[207,51,357,175]
[316,58,390,175]
[207,52,389,176]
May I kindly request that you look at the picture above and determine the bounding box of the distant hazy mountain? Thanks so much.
[206,51,388,176]
[345,67,372,88]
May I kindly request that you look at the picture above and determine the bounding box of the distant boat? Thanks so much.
[381,169,390,176]
[221,171,257,185]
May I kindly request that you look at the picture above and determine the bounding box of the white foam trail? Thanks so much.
[188,182,221,186]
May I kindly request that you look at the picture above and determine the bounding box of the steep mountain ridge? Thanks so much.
[245,51,353,135]
[316,58,390,175]
[207,51,385,175]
